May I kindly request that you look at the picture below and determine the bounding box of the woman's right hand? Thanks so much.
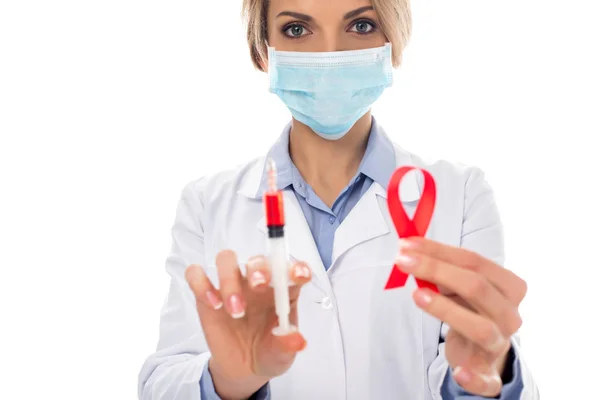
[185,250,312,400]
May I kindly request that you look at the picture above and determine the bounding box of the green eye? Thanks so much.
[284,24,308,38]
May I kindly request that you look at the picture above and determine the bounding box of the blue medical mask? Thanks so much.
[268,43,393,140]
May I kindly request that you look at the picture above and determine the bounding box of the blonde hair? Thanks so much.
[242,0,412,71]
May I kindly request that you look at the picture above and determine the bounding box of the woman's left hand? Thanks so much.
[394,237,527,397]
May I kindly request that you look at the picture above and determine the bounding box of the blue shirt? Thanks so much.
[200,118,524,399]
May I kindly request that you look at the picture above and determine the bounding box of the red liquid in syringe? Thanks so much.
[264,159,285,237]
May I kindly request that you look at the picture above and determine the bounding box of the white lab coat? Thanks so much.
[138,131,539,400]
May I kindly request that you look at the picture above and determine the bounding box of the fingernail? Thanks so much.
[206,291,223,310]
[485,325,506,352]
[250,270,267,288]
[294,264,311,279]
[398,238,417,250]
[490,336,505,352]
[247,256,265,269]
[453,366,472,384]
[414,289,433,305]
[228,295,245,319]
[395,252,417,269]
[479,372,502,386]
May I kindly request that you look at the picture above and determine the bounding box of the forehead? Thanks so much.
[268,0,374,15]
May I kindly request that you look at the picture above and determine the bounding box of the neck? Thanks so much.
[289,113,373,207]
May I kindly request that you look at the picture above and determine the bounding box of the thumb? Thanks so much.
[273,330,307,353]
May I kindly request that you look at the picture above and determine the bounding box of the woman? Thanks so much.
[138,0,539,399]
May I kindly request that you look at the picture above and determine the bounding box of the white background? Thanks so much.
[1,0,599,399]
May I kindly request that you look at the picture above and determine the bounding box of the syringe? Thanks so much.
[263,158,295,336]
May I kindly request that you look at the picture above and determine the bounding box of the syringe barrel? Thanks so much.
[268,236,290,320]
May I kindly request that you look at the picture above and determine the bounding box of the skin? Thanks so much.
[184,0,528,398]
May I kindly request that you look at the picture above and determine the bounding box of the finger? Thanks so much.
[452,366,503,398]
[413,288,509,355]
[288,260,312,286]
[395,252,523,336]
[272,329,308,353]
[400,238,527,305]
[185,264,223,310]
[216,250,246,319]
[246,255,271,292]
[287,261,312,303]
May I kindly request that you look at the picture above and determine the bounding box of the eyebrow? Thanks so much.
[343,6,374,20]
[276,6,375,22]
[276,11,313,22]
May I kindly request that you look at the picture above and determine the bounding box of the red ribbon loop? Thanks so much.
[384,166,439,293]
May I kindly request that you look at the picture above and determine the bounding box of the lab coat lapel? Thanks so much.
[255,191,330,294]
[330,183,389,267]
[330,144,422,269]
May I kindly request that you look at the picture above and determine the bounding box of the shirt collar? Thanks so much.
[256,117,397,198]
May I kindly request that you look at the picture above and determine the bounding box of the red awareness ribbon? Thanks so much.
[384,166,439,293]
